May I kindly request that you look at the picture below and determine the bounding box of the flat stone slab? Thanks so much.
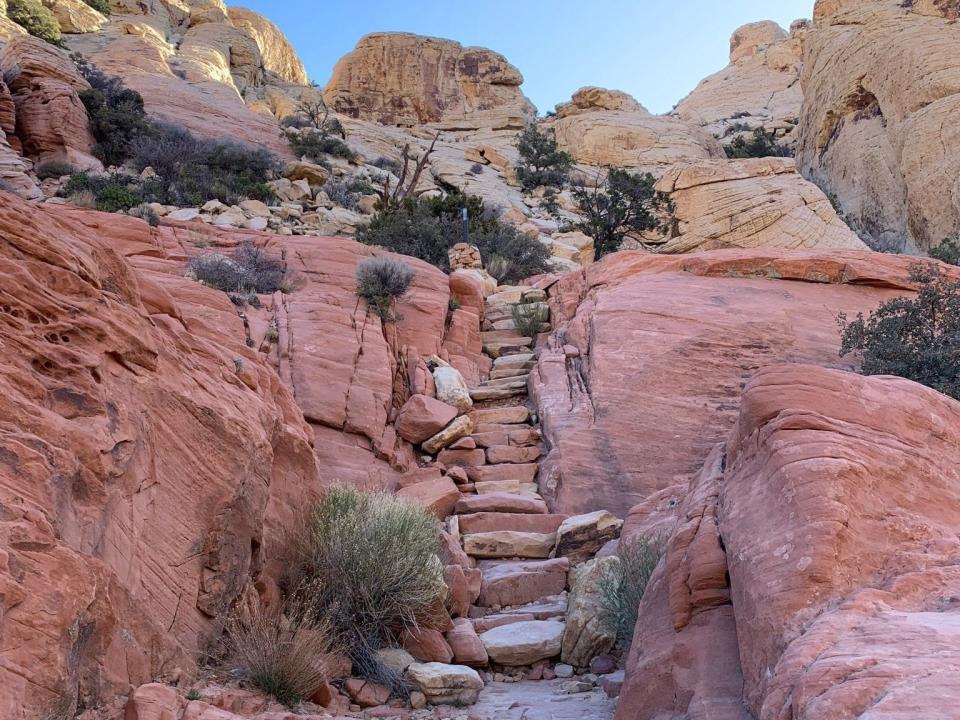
[458,512,567,535]
[467,463,538,484]
[480,620,565,666]
[470,679,615,720]
[469,406,530,425]
[471,385,528,402]
[455,492,549,515]
[463,531,556,559]
[477,557,570,607]
[406,662,484,706]
[487,445,542,464]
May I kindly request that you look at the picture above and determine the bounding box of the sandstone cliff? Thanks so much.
[797,0,960,251]
[324,32,536,130]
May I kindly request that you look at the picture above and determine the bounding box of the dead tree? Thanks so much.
[375,132,441,211]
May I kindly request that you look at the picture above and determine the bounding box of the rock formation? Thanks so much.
[674,20,805,146]
[324,32,536,130]
[797,0,960,251]
[549,88,724,171]
[654,157,866,253]
[530,249,936,517]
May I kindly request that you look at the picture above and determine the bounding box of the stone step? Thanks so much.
[489,365,534,380]
[486,445,541,465]
[455,492,549,515]
[472,425,541,447]
[458,512,568,535]
[476,558,571,608]
[466,463,538,484]
[499,593,568,620]
[486,287,547,306]
[469,406,530,425]
[491,352,535,369]
[470,385,528,402]
[481,330,533,358]
[463,531,556,559]
[477,375,530,389]
[479,620,565,666]
[473,480,540,496]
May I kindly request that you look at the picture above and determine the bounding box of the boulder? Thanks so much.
[376,648,416,676]
[396,476,461,519]
[554,511,623,564]
[395,394,459,444]
[344,678,390,708]
[433,365,473,413]
[446,618,488,667]
[401,627,454,664]
[283,160,330,185]
[422,415,474,455]
[477,558,570,607]
[480,620,565,666]
[562,557,619,667]
[124,684,184,720]
[406,662,484,706]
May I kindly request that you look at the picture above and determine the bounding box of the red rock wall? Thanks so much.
[530,249,941,517]
[0,196,466,717]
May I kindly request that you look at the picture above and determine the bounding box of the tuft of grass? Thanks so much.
[186,242,286,298]
[355,256,414,322]
[226,600,337,708]
[598,535,665,647]
[511,301,549,338]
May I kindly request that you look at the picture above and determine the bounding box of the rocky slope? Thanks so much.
[797,0,960,251]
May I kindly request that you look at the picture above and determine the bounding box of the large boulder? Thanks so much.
[562,557,619,667]
[323,32,536,129]
[554,511,623,564]
[395,394,459,444]
[406,662,484,706]
[530,249,941,516]
[797,0,960,251]
[480,620,565,666]
[655,158,866,253]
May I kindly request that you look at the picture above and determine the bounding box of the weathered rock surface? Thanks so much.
[655,158,866,253]
[477,558,570,607]
[675,21,804,144]
[561,557,618,667]
[481,620,565,666]
[0,195,321,718]
[554,511,622,564]
[531,249,935,516]
[395,394,459,444]
[797,0,960,251]
[324,32,535,129]
[406,662,484,706]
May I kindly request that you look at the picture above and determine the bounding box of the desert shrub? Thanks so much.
[7,0,61,44]
[540,187,561,218]
[61,172,148,212]
[127,203,160,226]
[323,178,359,210]
[930,236,960,266]
[358,191,550,283]
[76,61,152,167]
[286,129,354,162]
[599,535,664,647]
[511,302,549,337]
[355,256,414,321]
[371,156,402,175]
[187,242,286,296]
[515,124,572,191]
[838,264,960,400]
[280,115,314,129]
[128,123,278,206]
[571,169,670,258]
[35,160,76,180]
[81,0,110,13]
[724,127,792,159]
[285,487,446,685]
[226,601,336,707]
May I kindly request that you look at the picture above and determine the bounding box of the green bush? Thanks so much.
[6,0,61,45]
[358,191,550,284]
[76,61,152,167]
[515,124,573,192]
[599,535,664,647]
[81,0,110,13]
[285,487,446,687]
[128,123,278,206]
[571,169,670,258]
[930,236,960,266]
[227,601,336,707]
[35,161,76,180]
[286,128,355,162]
[511,301,549,337]
[724,127,792,159]
[838,264,960,400]
[356,256,414,322]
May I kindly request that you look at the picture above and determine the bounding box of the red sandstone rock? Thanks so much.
[477,558,570,608]
[395,394,459,444]
[446,618,488,667]
[458,512,567,535]
[436,448,487,467]
[531,248,940,516]
[397,476,462,519]
[401,627,455,664]
[345,678,391,708]
[455,492,549,515]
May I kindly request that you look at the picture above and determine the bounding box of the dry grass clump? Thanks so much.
[599,534,665,647]
[355,256,414,322]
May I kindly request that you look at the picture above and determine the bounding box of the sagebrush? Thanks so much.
[187,242,286,298]
[599,535,664,647]
[355,256,414,322]
[724,127,792,159]
[511,302,549,338]
[284,487,446,687]
[838,263,960,400]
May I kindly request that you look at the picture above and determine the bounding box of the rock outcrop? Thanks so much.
[530,249,938,516]
[0,194,321,718]
[674,21,805,145]
[655,158,866,253]
[550,89,724,171]
[797,0,960,251]
[324,32,536,130]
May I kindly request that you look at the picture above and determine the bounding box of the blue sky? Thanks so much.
[240,0,813,115]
